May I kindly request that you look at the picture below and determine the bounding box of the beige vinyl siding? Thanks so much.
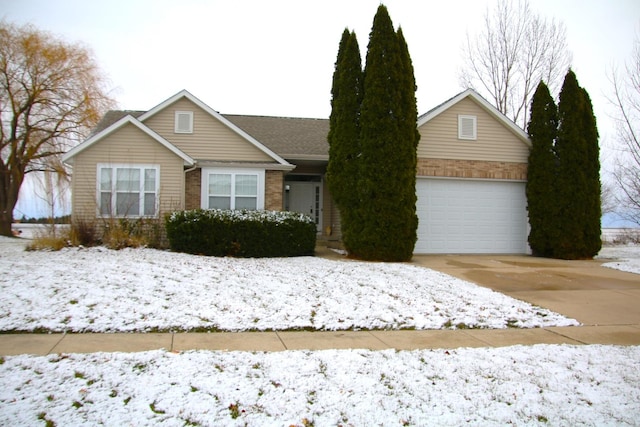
[144,98,274,162]
[418,97,529,163]
[70,123,185,220]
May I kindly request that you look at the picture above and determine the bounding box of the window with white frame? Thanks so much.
[458,115,477,140]
[174,111,193,133]
[98,164,159,217]
[202,168,264,210]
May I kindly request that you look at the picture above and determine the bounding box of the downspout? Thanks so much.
[184,161,198,174]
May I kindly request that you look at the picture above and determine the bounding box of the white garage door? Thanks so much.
[415,178,528,254]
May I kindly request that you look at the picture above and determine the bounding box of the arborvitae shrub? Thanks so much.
[327,29,364,254]
[352,5,418,261]
[554,70,601,259]
[526,81,559,257]
[165,209,317,257]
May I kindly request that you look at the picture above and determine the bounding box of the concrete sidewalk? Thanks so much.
[2,325,640,356]
[1,248,639,356]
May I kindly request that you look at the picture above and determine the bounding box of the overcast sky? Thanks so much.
[3,0,639,218]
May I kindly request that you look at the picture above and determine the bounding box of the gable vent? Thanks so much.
[458,115,477,140]
[175,111,194,133]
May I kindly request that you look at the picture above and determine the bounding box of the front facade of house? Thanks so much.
[63,89,531,254]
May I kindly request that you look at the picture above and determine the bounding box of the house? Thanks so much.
[62,88,531,254]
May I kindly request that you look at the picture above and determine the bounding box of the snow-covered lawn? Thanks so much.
[2,346,639,426]
[0,238,578,332]
[598,245,640,274]
[1,238,639,425]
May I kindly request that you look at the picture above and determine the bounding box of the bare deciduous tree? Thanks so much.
[459,0,572,128]
[609,32,640,225]
[0,21,114,236]
[601,180,617,217]
[33,167,70,237]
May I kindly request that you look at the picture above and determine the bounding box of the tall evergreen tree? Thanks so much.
[526,81,559,257]
[554,70,601,259]
[579,87,602,255]
[326,29,363,251]
[397,28,421,151]
[394,26,420,251]
[353,5,419,261]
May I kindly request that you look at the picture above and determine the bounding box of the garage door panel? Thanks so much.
[415,178,528,254]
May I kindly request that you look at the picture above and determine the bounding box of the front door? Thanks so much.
[286,181,322,232]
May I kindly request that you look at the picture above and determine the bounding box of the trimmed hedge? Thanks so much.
[165,209,317,257]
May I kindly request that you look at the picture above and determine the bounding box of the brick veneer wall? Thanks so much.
[185,169,201,210]
[265,170,284,210]
[417,158,527,180]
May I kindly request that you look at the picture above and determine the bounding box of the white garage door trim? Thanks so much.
[415,178,529,254]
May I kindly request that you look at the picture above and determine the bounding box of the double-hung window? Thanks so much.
[98,164,159,217]
[202,168,264,210]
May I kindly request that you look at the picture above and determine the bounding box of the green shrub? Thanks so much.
[165,209,317,257]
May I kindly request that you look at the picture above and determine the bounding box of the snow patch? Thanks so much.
[598,245,640,274]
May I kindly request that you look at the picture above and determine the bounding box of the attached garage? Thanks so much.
[415,178,529,254]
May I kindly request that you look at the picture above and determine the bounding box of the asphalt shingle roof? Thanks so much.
[91,110,145,135]
[223,114,329,159]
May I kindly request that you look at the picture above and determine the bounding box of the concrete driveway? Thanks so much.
[412,255,640,327]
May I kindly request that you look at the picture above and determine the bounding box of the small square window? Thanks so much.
[175,111,193,133]
[458,115,477,140]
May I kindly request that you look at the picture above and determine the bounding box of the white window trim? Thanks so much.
[96,163,160,218]
[458,115,477,140]
[201,167,265,210]
[174,111,194,133]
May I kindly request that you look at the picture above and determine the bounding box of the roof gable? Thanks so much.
[418,89,530,147]
[62,115,195,166]
[139,90,292,166]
